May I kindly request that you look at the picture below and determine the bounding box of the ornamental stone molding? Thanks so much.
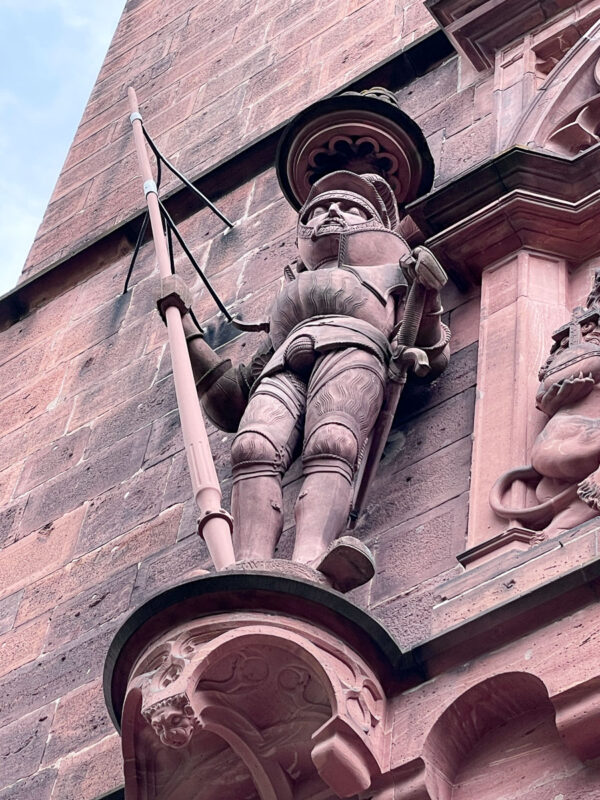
[510,17,600,153]
[105,572,600,799]
[123,619,386,800]
[425,0,580,71]
[409,145,600,283]
[105,573,402,800]
[406,7,600,551]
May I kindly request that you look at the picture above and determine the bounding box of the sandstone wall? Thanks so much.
[1,1,490,797]
[22,0,440,279]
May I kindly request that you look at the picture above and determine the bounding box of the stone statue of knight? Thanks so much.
[184,167,450,589]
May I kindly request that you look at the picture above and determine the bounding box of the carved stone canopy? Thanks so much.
[276,88,434,212]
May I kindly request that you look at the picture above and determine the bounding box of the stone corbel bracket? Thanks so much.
[105,572,406,800]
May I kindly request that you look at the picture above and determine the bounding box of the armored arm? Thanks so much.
[401,246,451,378]
[183,316,273,432]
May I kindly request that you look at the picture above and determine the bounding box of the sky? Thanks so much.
[0,0,126,296]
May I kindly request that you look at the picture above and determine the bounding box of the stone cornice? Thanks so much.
[425,0,580,70]
[408,143,600,283]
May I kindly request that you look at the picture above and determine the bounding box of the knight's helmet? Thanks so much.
[275,87,434,269]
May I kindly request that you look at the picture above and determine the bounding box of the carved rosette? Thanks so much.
[120,613,387,799]
[276,87,434,212]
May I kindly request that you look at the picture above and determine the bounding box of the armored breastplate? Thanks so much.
[269,269,398,350]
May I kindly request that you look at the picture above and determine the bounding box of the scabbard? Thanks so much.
[350,281,426,526]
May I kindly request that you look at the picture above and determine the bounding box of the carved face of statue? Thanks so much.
[305,199,372,236]
[148,705,196,748]
[297,189,392,269]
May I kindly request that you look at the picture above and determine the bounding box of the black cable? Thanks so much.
[158,197,234,322]
[124,120,233,319]
[123,132,164,294]
[166,220,175,275]
[155,145,162,191]
[142,126,234,229]
[189,307,204,333]
[123,212,149,294]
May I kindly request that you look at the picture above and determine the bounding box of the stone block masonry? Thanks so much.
[0,140,480,798]
[22,0,441,280]
[0,0,536,795]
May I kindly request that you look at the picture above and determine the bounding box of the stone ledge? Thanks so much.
[409,142,600,283]
[103,570,408,731]
[415,526,600,672]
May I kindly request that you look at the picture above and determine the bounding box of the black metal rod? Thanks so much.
[158,198,234,322]
[189,306,204,333]
[123,212,149,294]
[123,136,164,294]
[143,127,234,229]
[166,220,175,275]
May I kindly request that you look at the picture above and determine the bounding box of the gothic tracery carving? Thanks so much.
[510,18,600,155]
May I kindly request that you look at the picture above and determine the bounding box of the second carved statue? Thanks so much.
[184,168,450,590]
[491,269,600,536]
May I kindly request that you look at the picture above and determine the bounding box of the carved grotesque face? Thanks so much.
[148,705,195,749]
[581,319,600,344]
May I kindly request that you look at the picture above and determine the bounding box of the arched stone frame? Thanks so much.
[431,12,600,550]
[410,8,600,551]
[422,671,553,799]
[414,669,600,800]
[509,18,600,153]
[363,660,600,800]
[490,1,600,151]
[119,616,388,800]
